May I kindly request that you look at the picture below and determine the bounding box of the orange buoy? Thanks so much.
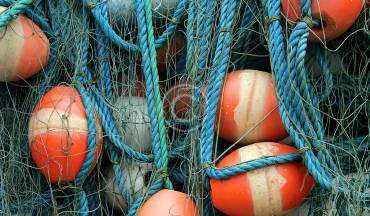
[28,86,103,183]
[137,189,199,216]
[210,142,315,216]
[218,70,288,145]
[0,6,49,81]
[281,0,363,41]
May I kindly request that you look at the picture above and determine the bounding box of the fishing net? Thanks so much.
[0,0,368,215]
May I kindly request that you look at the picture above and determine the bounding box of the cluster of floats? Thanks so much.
[0,0,366,215]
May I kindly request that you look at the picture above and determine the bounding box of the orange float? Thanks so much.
[137,189,199,216]
[281,0,363,41]
[210,142,315,216]
[0,6,49,81]
[28,86,103,183]
[218,70,288,145]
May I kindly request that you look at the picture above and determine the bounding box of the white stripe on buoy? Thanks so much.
[28,108,87,141]
[238,143,285,215]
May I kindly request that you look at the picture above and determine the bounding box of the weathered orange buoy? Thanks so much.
[281,0,363,41]
[210,142,315,216]
[28,86,103,183]
[218,70,288,145]
[0,6,49,81]
[137,189,199,216]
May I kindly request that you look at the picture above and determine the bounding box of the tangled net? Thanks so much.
[0,0,368,215]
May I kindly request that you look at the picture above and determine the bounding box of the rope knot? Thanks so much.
[201,161,215,170]
[153,167,169,179]
[297,146,312,154]
[298,16,317,28]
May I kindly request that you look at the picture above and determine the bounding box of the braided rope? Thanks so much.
[85,0,187,52]
[70,6,99,215]
[134,0,172,189]
[96,1,112,99]
[266,0,369,200]
[0,0,50,31]
[0,0,32,28]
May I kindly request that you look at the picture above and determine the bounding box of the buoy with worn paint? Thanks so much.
[108,0,179,25]
[28,86,103,183]
[281,0,363,41]
[210,142,315,216]
[0,6,49,81]
[218,70,288,145]
[105,161,152,212]
[113,96,151,152]
[137,189,199,216]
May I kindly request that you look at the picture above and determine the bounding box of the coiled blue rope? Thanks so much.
[265,0,369,200]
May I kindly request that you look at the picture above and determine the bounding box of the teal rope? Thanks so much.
[265,0,369,200]
[0,0,32,28]
[135,0,172,189]
[85,0,187,52]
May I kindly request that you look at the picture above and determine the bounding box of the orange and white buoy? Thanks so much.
[218,70,288,145]
[281,0,363,41]
[210,142,315,216]
[0,6,49,81]
[28,86,102,183]
[137,189,199,216]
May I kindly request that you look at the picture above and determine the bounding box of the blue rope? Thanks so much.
[0,0,51,32]
[265,0,369,200]
[96,0,112,99]
[192,0,299,185]
[84,0,187,52]
[108,145,133,206]
[134,0,172,189]
[0,0,32,28]
[91,88,153,162]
